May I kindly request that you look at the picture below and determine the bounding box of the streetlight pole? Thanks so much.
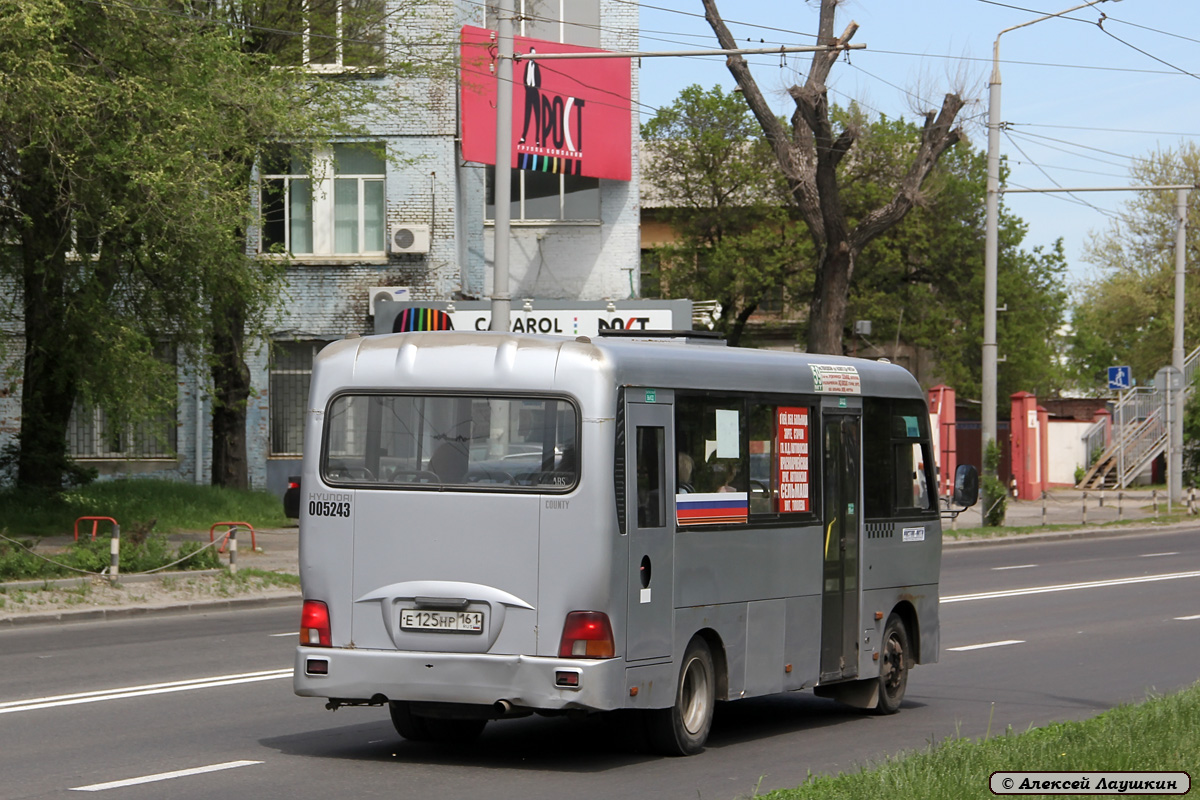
[982,0,1119,474]
[490,0,515,333]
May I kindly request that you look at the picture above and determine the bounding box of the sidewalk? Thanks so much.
[946,487,1188,531]
[4,490,1197,626]
[0,525,301,627]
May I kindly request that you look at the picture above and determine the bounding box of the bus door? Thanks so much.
[624,390,675,662]
[820,406,862,682]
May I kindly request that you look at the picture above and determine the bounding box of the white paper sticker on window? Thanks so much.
[716,409,740,458]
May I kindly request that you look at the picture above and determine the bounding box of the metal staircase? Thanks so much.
[1077,345,1200,489]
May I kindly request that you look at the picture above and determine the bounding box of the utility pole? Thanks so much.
[489,0,514,333]
[486,31,861,333]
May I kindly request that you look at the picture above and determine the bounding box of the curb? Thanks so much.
[943,519,1199,547]
[0,591,300,628]
[0,569,227,593]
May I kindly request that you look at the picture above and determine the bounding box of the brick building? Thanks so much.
[2,0,641,497]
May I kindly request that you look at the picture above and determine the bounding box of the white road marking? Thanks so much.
[0,669,292,715]
[269,632,298,637]
[947,639,1024,652]
[992,564,1037,571]
[1141,552,1180,558]
[1174,614,1200,621]
[942,570,1200,604]
[71,760,262,792]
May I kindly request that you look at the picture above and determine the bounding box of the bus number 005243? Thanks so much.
[309,500,351,517]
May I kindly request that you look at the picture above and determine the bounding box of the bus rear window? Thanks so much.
[322,394,578,491]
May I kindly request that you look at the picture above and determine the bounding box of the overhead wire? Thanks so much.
[75,0,1195,185]
[1002,129,1118,218]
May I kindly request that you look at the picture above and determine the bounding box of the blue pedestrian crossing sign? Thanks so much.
[1108,365,1132,391]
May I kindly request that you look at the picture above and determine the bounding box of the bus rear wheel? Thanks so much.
[388,701,487,743]
[389,700,432,741]
[875,614,909,715]
[646,637,715,756]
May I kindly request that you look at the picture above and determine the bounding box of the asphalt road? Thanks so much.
[2,527,1198,799]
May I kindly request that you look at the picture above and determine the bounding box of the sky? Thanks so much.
[634,0,1200,288]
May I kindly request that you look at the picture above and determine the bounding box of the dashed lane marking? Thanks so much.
[947,640,1025,652]
[942,570,1200,603]
[71,760,262,791]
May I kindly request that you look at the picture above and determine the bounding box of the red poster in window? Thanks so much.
[777,407,810,513]
[460,25,632,181]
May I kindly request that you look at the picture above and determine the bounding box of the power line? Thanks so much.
[1002,129,1117,218]
[1003,130,1135,170]
[1096,25,1200,81]
[1009,122,1200,138]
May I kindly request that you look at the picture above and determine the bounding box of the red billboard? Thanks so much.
[460,25,632,182]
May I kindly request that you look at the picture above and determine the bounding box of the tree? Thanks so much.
[846,121,1071,400]
[641,85,807,345]
[643,87,1070,394]
[1068,142,1200,391]
[701,0,965,355]
[0,0,363,490]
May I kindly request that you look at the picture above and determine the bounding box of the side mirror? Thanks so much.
[953,464,979,508]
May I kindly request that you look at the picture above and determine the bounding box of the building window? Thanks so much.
[260,143,385,257]
[258,0,386,70]
[68,350,178,459]
[484,0,602,222]
[68,407,177,459]
[271,341,322,456]
[486,0,600,48]
[485,167,600,222]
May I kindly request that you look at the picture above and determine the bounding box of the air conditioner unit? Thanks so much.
[390,224,430,254]
[369,286,411,317]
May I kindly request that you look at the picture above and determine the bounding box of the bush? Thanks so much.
[0,530,224,581]
[981,439,1007,527]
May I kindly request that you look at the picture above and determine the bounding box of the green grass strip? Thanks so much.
[757,683,1200,799]
[0,480,289,538]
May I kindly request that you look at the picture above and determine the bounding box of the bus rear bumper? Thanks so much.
[293,646,627,713]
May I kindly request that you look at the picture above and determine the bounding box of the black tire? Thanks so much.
[425,717,487,743]
[875,613,910,715]
[389,701,432,741]
[389,702,488,743]
[646,637,716,756]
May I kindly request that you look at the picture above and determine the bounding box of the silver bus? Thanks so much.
[293,330,977,755]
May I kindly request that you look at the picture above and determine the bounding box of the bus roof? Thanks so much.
[314,331,926,401]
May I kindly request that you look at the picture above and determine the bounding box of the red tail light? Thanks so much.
[301,600,331,647]
[558,611,615,658]
[287,479,300,490]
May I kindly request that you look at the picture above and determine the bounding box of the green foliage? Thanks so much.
[1183,382,1200,487]
[757,682,1200,799]
[642,87,1069,388]
[848,129,1071,402]
[0,0,387,490]
[1069,142,1200,392]
[981,439,1007,527]
[0,479,288,539]
[0,530,224,581]
[641,85,805,345]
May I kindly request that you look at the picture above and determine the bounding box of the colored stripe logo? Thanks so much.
[676,492,748,525]
[393,307,454,332]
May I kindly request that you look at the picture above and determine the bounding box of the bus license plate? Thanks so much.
[399,608,485,634]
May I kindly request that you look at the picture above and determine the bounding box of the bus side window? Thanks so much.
[636,426,665,528]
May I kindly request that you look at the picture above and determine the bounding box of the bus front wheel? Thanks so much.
[646,637,715,756]
[875,614,909,715]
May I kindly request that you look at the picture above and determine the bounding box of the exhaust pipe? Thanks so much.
[494,699,513,716]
